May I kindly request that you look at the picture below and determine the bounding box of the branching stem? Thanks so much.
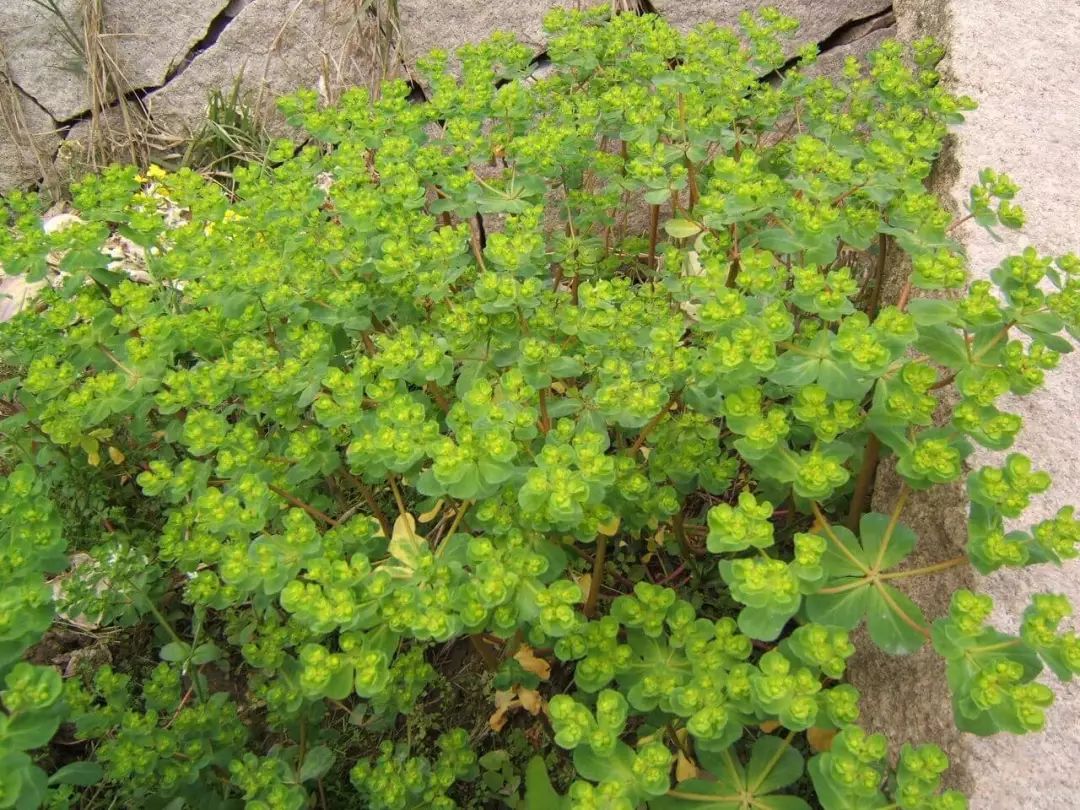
[647,204,660,269]
[846,434,881,532]
[584,534,608,618]
[269,484,339,527]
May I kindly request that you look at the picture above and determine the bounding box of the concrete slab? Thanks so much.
[934,2,1080,807]
[855,1,1080,807]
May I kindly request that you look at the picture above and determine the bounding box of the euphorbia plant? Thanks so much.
[1,5,1078,808]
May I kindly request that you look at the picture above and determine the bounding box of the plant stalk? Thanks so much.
[584,534,608,618]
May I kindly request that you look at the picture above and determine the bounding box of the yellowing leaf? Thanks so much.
[575,573,592,601]
[392,512,418,541]
[807,726,838,752]
[675,749,698,782]
[514,646,551,681]
[759,720,781,733]
[597,516,621,537]
[674,728,698,782]
[387,514,426,575]
[664,218,703,239]
[418,499,444,523]
[107,446,125,465]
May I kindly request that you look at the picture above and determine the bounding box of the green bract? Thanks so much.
[1,4,1078,808]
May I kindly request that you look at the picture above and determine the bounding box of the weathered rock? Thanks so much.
[651,0,891,46]
[0,84,60,191]
[0,0,229,122]
[807,11,895,76]
[52,114,118,187]
[854,1,1080,807]
[930,1,1080,807]
[398,0,617,72]
[147,0,378,138]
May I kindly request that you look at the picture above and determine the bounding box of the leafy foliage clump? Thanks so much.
[2,5,1080,809]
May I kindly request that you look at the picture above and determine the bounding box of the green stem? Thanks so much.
[873,581,930,639]
[973,321,1016,361]
[435,500,472,557]
[647,204,660,269]
[143,598,208,702]
[664,789,742,802]
[777,341,815,357]
[749,730,796,793]
[815,579,870,596]
[98,345,136,377]
[871,485,909,573]
[969,639,1022,655]
[879,555,968,581]
[812,502,871,574]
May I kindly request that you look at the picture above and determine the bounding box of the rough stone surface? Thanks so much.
[1,0,229,122]
[854,1,1080,807]
[940,2,1080,807]
[804,12,895,78]
[0,87,60,190]
[147,0,376,138]
[399,0,548,60]
[397,0,612,71]
[651,0,891,44]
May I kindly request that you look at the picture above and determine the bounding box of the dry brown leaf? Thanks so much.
[488,689,518,732]
[514,645,552,681]
[807,726,838,752]
[518,687,544,716]
[759,720,781,734]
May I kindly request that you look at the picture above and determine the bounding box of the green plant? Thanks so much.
[180,75,272,189]
[2,5,1079,809]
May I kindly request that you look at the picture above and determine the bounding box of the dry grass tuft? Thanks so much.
[77,0,154,169]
